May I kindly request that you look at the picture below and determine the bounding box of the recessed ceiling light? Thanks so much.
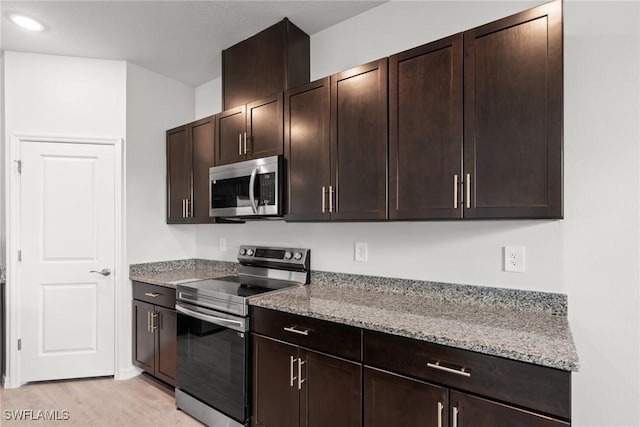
[8,14,45,32]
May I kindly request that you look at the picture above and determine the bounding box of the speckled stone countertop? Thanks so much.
[0,266,5,283]
[249,271,579,372]
[129,259,236,288]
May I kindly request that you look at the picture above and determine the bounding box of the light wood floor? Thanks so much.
[0,375,204,426]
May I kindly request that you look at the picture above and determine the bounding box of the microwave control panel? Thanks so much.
[259,172,276,206]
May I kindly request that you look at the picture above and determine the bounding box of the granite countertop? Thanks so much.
[0,266,5,284]
[129,259,237,288]
[249,271,579,372]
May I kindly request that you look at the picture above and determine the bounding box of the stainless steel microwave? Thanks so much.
[209,155,283,218]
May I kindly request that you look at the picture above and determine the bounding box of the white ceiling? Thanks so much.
[1,1,384,87]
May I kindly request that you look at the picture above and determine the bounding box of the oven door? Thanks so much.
[176,302,249,425]
[209,155,282,217]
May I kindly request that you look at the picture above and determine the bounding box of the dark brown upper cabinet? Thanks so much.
[166,125,190,223]
[223,18,310,111]
[330,59,389,221]
[463,0,563,219]
[166,116,215,224]
[215,93,284,166]
[389,34,463,220]
[285,60,388,222]
[284,78,331,222]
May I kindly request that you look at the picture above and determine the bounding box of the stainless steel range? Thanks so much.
[175,246,310,427]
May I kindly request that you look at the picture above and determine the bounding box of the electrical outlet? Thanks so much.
[354,242,368,262]
[218,237,227,252]
[503,246,525,272]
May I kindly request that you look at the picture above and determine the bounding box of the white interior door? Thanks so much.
[19,141,115,382]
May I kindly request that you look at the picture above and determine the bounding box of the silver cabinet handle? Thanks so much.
[322,186,326,213]
[452,406,459,427]
[453,174,459,208]
[427,362,471,377]
[238,133,242,155]
[150,312,158,332]
[297,358,305,390]
[283,326,309,336]
[144,292,160,298]
[187,199,192,217]
[437,402,444,427]
[330,185,334,212]
[244,132,248,154]
[290,356,297,387]
[183,199,187,218]
[465,173,471,209]
[147,311,151,332]
[89,268,111,276]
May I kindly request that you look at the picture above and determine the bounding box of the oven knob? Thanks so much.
[239,248,246,256]
[293,252,303,260]
[284,251,292,260]
[246,248,254,256]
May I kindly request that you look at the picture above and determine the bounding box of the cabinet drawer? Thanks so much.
[251,307,361,361]
[363,330,571,420]
[132,282,176,309]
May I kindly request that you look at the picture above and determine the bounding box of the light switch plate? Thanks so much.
[218,237,227,252]
[354,242,368,262]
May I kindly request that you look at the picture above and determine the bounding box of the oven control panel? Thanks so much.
[238,245,309,267]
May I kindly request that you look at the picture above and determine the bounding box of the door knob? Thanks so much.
[89,268,111,276]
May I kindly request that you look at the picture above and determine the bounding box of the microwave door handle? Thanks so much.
[249,167,259,214]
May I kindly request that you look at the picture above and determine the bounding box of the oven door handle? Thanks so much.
[249,167,259,214]
[176,304,246,332]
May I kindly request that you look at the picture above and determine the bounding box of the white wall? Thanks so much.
[4,52,126,137]
[195,77,222,119]
[126,63,196,264]
[194,2,640,426]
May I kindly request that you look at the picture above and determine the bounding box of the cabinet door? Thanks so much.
[215,106,247,166]
[132,300,155,374]
[154,306,176,387]
[284,78,331,221]
[166,125,192,223]
[451,391,570,427]
[364,367,448,427]
[301,349,361,427]
[389,35,463,220]
[222,19,309,111]
[247,93,283,159]
[252,335,299,427]
[463,0,562,218]
[331,59,388,220]
[223,20,286,110]
[190,116,215,222]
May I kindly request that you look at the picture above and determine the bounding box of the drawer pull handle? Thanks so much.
[283,326,309,336]
[427,362,471,377]
[144,292,160,298]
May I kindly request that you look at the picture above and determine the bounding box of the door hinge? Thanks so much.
[18,250,22,262]
[15,160,22,174]
[18,339,22,351]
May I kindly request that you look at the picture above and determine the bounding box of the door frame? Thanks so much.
[4,133,130,388]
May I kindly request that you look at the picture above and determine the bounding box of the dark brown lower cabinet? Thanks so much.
[250,307,571,426]
[450,391,570,427]
[132,282,176,387]
[364,367,569,427]
[251,334,361,427]
[364,367,448,427]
